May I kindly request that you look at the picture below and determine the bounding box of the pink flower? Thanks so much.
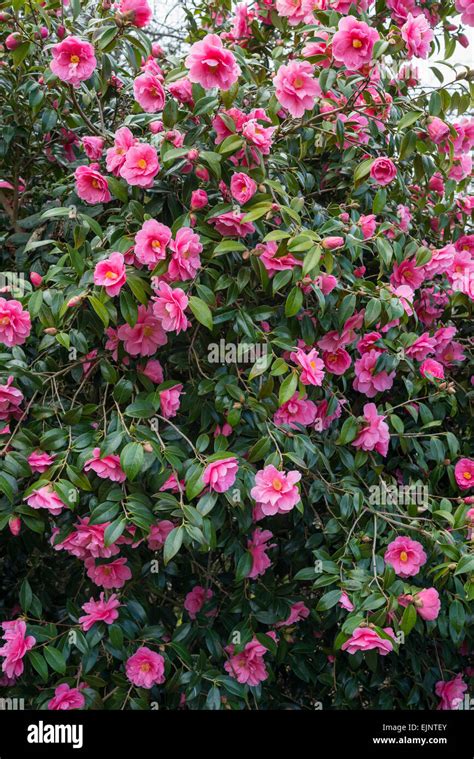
[152,282,189,333]
[79,593,121,631]
[184,586,214,619]
[427,117,450,145]
[341,627,395,656]
[106,127,136,176]
[134,220,171,268]
[455,458,474,490]
[251,465,301,516]
[323,348,351,376]
[75,163,111,204]
[384,536,427,578]
[339,592,354,612]
[401,13,434,59]
[210,211,255,237]
[332,17,380,71]
[275,0,314,25]
[117,0,152,26]
[405,333,436,361]
[353,349,395,398]
[159,384,183,419]
[190,189,208,210]
[48,683,85,711]
[415,588,440,621]
[420,358,444,381]
[168,77,194,106]
[147,520,175,549]
[291,347,325,386]
[133,72,165,113]
[230,172,257,204]
[185,34,240,91]
[276,601,310,627]
[86,557,132,589]
[224,635,272,685]
[202,456,238,493]
[315,274,338,294]
[455,0,474,25]
[321,236,344,250]
[83,136,104,160]
[117,305,167,356]
[314,398,344,430]
[0,620,35,679]
[0,299,31,347]
[25,484,66,516]
[352,403,390,457]
[435,674,468,710]
[84,447,126,483]
[140,359,164,384]
[94,252,126,297]
[390,259,424,290]
[257,241,299,277]
[126,646,165,688]
[8,516,21,536]
[274,60,321,118]
[359,214,377,239]
[120,143,159,188]
[50,36,96,87]
[247,529,275,578]
[0,376,23,421]
[168,228,203,280]
[369,157,397,186]
[273,393,317,428]
[53,517,119,560]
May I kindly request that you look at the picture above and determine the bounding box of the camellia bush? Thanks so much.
[0,0,473,712]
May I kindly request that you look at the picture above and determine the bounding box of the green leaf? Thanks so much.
[337,417,358,445]
[20,579,33,612]
[285,286,303,317]
[163,526,184,565]
[235,551,253,581]
[400,603,417,636]
[88,296,109,328]
[188,296,213,331]
[43,645,66,674]
[104,518,126,548]
[398,111,422,130]
[454,554,474,576]
[278,372,297,406]
[316,589,342,611]
[120,442,144,481]
[28,651,48,682]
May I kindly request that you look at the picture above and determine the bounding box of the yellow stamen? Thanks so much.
[272,478,283,491]
[137,159,147,169]
[70,54,80,64]
[400,551,408,562]
[352,39,363,49]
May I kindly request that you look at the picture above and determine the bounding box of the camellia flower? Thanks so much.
[290,347,325,386]
[0,620,36,678]
[273,60,321,118]
[117,0,152,26]
[75,164,111,204]
[93,252,126,297]
[251,465,301,516]
[50,36,97,87]
[247,528,275,577]
[353,349,395,397]
[159,384,183,419]
[341,626,395,656]
[384,536,427,578]
[230,172,257,204]
[190,189,208,210]
[369,157,397,186]
[140,359,164,384]
[152,281,189,334]
[276,601,310,627]
[454,458,474,490]
[117,305,167,356]
[82,136,104,160]
[106,127,136,176]
[414,587,441,621]
[435,674,468,710]
[25,484,66,516]
[168,227,203,280]
[147,519,175,550]
[134,220,171,268]
[352,403,390,457]
[184,586,214,619]
[257,241,299,277]
[79,592,121,631]
[0,376,23,421]
[133,72,165,113]
[28,451,54,473]
[455,0,474,25]
[0,299,31,348]
[332,17,380,70]
[275,0,314,25]
[273,392,317,428]
[84,447,126,483]
[339,591,355,612]
[209,211,255,237]
[126,646,165,688]
[185,34,241,90]
[86,557,132,589]
[48,683,85,711]
[224,635,274,685]
[202,456,238,493]
[401,13,434,59]
[120,143,159,188]
[420,358,445,381]
[323,347,351,376]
